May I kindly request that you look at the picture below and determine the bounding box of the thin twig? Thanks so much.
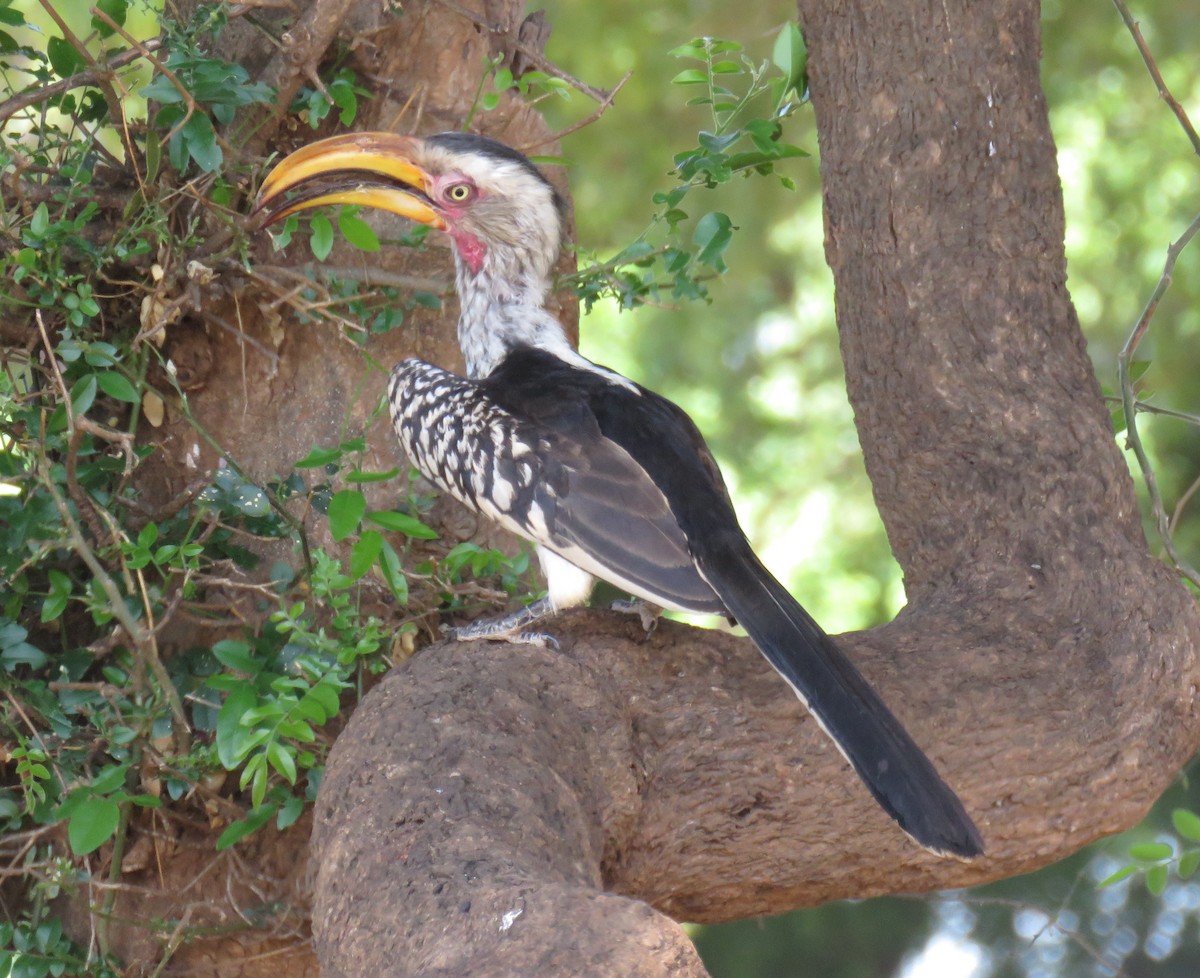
[136,568,193,753]
[1107,5,1200,581]
[1110,0,1200,158]
[36,0,125,129]
[243,0,358,156]
[1170,471,1200,538]
[1117,209,1200,588]
[429,0,615,104]
[959,894,1135,978]
[257,262,450,294]
[1126,400,1200,426]
[0,40,164,125]
[36,463,151,647]
[533,70,633,152]
[97,10,200,154]
[86,8,147,190]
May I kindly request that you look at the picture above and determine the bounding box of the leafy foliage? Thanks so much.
[1100,808,1200,895]
[571,31,811,311]
[0,3,538,968]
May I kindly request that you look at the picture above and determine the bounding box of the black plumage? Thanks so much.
[256,130,984,859]
[389,345,983,858]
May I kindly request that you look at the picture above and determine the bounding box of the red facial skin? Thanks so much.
[429,175,487,276]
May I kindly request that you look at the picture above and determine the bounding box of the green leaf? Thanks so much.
[181,112,222,173]
[230,483,270,517]
[328,490,366,541]
[294,445,342,468]
[276,717,317,740]
[137,523,159,551]
[67,797,120,855]
[698,130,740,153]
[91,0,127,37]
[277,794,305,830]
[693,211,734,272]
[1097,864,1138,888]
[772,22,807,98]
[215,803,276,849]
[247,754,268,807]
[90,763,130,795]
[29,202,49,238]
[671,69,709,86]
[366,510,438,538]
[305,679,342,719]
[668,39,707,59]
[1146,863,1169,895]
[216,684,259,769]
[310,215,334,261]
[1127,359,1152,384]
[330,81,358,126]
[1129,841,1174,862]
[1173,808,1200,842]
[212,639,258,674]
[745,117,783,152]
[40,569,72,623]
[345,468,401,483]
[71,374,98,417]
[83,341,119,367]
[377,539,409,604]
[142,74,183,104]
[266,741,297,784]
[1,638,47,670]
[46,36,85,80]
[349,530,383,580]
[97,371,139,403]
[338,209,380,252]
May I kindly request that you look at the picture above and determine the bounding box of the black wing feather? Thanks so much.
[480,354,727,613]
[481,347,983,858]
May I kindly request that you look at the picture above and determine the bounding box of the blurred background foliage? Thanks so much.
[535,0,1200,975]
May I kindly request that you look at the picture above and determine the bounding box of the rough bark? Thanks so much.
[307,0,1200,976]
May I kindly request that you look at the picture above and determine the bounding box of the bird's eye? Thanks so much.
[446,183,473,203]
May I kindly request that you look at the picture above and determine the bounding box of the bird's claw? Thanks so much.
[610,598,661,637]
[443,623,560,651]
[513,631,560,651]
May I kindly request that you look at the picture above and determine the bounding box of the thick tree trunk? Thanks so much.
[308,1,1200,977]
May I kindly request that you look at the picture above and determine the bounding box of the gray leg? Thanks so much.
[444,597,560,650]
[610,598,661,637]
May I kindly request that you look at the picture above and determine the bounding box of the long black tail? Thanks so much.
[696,540,984,859]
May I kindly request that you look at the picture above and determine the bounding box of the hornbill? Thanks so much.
[254,131,984,859]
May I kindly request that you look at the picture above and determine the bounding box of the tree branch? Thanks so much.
[242,0,359,155]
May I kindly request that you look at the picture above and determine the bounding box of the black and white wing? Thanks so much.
[387,354,726,614]
[389,347,983,859]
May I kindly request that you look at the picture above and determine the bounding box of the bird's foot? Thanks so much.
[443,598,560,650]
[610,598,661,638]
